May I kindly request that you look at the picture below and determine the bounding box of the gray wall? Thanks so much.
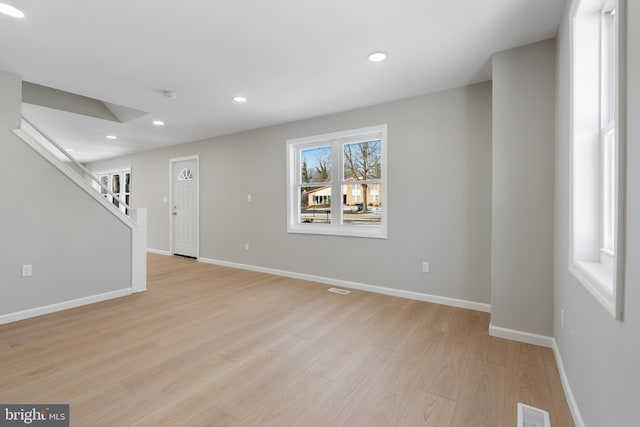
[490,40,556,337]
[89,83,493,304]
[0,71,132,316]
[555,1,640,426]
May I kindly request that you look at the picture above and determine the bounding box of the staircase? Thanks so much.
[13,117,147,293]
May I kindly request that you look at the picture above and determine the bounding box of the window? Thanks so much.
[93,168,131,216]
[287,125,387,238]
[570,0,625,319]
[600,7,617,261]
[351,186,361,203]
[178,168,194,181]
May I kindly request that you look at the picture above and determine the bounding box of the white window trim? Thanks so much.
[93,166,132,216]
[569,0,626,319]
[600,126,616,256]
[286,124,387,239]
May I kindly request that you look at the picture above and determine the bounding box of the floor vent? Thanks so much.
[517,403,551,427]
[327,287,351,295]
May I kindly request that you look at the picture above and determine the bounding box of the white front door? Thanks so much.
[172,158,198,258]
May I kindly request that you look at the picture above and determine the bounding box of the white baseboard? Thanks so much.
[198,257,491,313]
[0,289,132,326]
[488,323,554,348]
[147,248,172,256]
[552,339,585,427]
[488,323,585,426]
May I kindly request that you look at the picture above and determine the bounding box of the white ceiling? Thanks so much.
[1,0,565,162]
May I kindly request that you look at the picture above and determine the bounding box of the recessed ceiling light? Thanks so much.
[368,51,387,63]
[153,120,165,126]
[106,135,117,140]
[233,96,247,103]
[0,3,25,18]
[65,148,74,153]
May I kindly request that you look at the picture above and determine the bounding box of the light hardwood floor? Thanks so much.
[0,254,574,426]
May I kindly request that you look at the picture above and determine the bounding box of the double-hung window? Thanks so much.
[570,0,625,318]
[286,125,387,238]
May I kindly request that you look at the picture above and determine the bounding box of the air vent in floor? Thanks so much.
[517,403,551,427]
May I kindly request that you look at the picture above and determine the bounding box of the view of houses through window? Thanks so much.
[287,124,387,238]
[299,140,382,225]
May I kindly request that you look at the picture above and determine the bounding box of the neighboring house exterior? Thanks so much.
[304,186,331,207]
[304,182,381,208]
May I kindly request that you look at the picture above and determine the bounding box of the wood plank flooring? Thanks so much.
[0,254,575,426]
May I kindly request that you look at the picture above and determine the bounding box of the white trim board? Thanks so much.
[147,248,172,256]
[487,325,585,425]
[552,339,585,427]
[0,289,132,326]
[488,323,554,348]
[198,257,491,313]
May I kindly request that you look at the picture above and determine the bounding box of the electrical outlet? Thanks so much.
[21,264,32,277]
[422,262,430,273]
[560,309,565,331]
[244,243,249,251]
[247,194,252,202]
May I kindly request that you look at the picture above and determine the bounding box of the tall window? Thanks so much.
[600,7,617,260]
[287,125,387,238]
[570,0,624,319]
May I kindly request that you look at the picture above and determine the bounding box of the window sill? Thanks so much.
[288,224,387,239]
[569,260,617,317]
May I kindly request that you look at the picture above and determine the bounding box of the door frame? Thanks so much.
[169,155,200,259]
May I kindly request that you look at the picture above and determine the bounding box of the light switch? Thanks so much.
[21,264,32,277]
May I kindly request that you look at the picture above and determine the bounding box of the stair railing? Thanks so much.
[15,117,147,293]
[21,116,132,215]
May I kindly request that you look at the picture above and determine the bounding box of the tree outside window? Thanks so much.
[287,125,387,239]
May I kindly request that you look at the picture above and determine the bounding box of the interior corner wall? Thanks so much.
[0,71,132,317]
[87,82,493,305]
[490,39,556,337]
[554,1,640,425]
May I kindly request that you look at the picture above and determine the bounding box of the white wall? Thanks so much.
[555,1,640,425]
[491,39,557,337]
[0,71,132,318]
[89,83,493,305]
